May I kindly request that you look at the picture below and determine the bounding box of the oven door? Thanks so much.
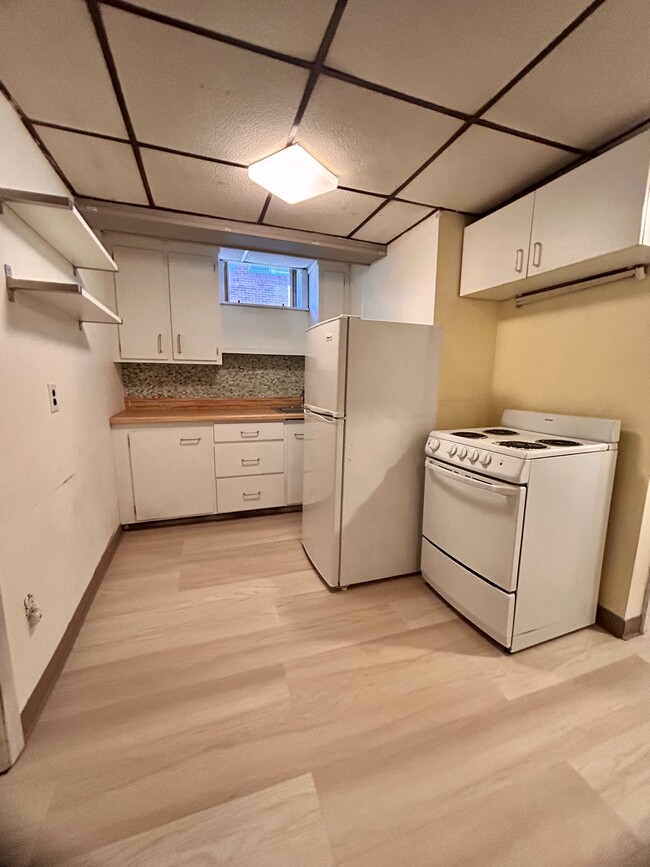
[422,458,526,592]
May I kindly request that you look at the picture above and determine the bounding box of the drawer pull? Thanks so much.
[242,491,261,500]
[240,431,259,438]
[294,433,304,440]
[241,458,260,466]
[180,437,201,445]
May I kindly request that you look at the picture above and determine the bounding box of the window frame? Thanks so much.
[219,260,309,311]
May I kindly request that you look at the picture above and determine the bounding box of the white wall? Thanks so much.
[0,93,123,709]
[351,214,440,324]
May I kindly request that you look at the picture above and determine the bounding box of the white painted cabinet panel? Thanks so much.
[217,474,285,513]
[285,420,304,505]
[460,194,534,297]
[214,440,284,478]
[114,246,171,360]
[528,132,650,277]
[168,253,222,362]
[128,426,216,521]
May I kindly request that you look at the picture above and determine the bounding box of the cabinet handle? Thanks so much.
[242,491,261,500]
[241,458,260,466]
[532,241,542,268]
[180,437,201,445]
[177,334,182,354]
[514,248,524,273]
[157,333,163,354]
[240,431,259,438]
[294,433,304,440]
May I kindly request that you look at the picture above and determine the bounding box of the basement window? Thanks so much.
[220,261,309,310]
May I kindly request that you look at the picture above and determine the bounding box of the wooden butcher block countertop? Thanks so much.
[110,397,304,426]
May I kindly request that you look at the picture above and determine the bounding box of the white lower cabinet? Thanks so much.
[113,418,304,524]
[128,426,216,521]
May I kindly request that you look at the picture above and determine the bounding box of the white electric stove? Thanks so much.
[420,409,620,651]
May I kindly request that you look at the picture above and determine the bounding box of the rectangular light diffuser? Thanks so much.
[248,144,337,204]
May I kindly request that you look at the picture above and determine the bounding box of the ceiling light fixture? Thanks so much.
[247,144,337,204]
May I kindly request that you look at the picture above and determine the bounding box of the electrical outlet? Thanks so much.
[47,383,59,413]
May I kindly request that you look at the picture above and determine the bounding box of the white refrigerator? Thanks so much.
[302,315,442,588]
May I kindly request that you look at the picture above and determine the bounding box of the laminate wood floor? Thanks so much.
[2,512,650,866]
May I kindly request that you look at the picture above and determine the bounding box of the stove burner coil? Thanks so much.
[451,431,488,439]
[497,440,548,450]
[537,438,582,447]
[483,428,519,435]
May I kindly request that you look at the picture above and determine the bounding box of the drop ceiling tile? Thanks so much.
[352,201,433,244]
[297,77,463,195]
[401,127,574,214]
[141,149,267,221]
[265,189,380,237]
[128,0,336,60]
[103,7,308,165]
[484,0,650,150]
[35,127,148,204]
[327,0,592,114]
[0,0,126,136]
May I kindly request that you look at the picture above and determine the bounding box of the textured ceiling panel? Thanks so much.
[141,149,267,221]
[103,7,308,164]
[352,200,433,244]
[128,0,336,60]
[0,0,127,136]
[297,76,463,195]
[485,0,650,150]
[402,127,574,214]
[265,189,380,236]
[327,0,592,114]
[36,126,148,204]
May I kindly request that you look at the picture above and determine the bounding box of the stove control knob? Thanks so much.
[480,453,492,467]
[459,447,467,459]
[449,445,457,457]
[426,438,440,454]
[470,449,479,463]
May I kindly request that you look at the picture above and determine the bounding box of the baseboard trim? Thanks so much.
[20,526,123,740]
[124,505,302,531]
[596,605,642,640]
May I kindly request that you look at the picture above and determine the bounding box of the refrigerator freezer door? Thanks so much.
[301,408,345,587]
[304,316,348,417]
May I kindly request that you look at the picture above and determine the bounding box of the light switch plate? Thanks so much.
[47,383,59,413]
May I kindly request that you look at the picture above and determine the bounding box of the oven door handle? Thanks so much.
[426,459,519,498]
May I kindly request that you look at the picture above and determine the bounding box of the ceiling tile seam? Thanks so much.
[97,0,312,71]
[76,195,386,246]
[257,0,349,225]
[0,81,76,195]
[86,0,154,206]
[345,123,472,238]
[383,208,439,246]
[31,119,130,146]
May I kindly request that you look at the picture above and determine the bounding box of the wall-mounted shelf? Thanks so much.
[5,265,122,326]
[0,189,117,272]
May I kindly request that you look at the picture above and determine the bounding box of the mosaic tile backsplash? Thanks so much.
[121,354,304,399]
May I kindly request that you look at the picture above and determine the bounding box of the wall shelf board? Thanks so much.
[5,267,122,325]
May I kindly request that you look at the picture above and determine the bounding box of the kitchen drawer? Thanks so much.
[213,421,284,443]
[215,440,284,478]
[217,474,286,513]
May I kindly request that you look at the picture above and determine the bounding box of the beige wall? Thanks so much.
[433,213,498,430]
[491,275,650,619]
[0,93,124,708]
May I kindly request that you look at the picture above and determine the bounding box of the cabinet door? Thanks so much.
[460,194,534,296]
[168,253,222,363]
[114,247,171,360]
[285,420,304,505]
[129,427,216,521]
[528,132,650,277]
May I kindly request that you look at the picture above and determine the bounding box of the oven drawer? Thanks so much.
[216,474,285,513]
[422,458,525,592]
[421,538,514,648]
[214,440,284,478]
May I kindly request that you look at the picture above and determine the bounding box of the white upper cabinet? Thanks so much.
[114,246,222,364]
[168,253,222,363]
[460,130,650,300]
[114,247,171,360]
[459,194,534,298]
